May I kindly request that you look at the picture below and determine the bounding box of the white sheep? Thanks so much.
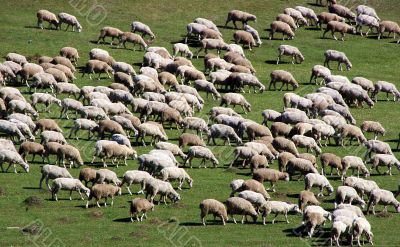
[343,176,379,199]
[194,18,221,35]
[143,178,180,204]
[0,120,26,143]
[184,146,219,168]
[220,93,251,114]
[155,141,186,159]
[351,217,374,246]
[40,164,72,189]
[51,178,90,201]
[371,81,400,102]
[208,124,242,146]
[0,149,29,173]
[260,201,301,224]
[292,135,321,155]
[335,185,366,208]
[37,9,59,30]
[173,43,193,59]
[243,24,262,46]
[131,21,155,39]
[277,45,304,65]
[295,6,318,25]
[356,5,380,21]
[199,199,228,226]
[324,49,352,71]
[86,183,121,208]
[305,173,334,197]
[58,12,82,32]
[238,190,268,211]
[309,65,331,85]
[160,167,193,190]
[341,156,370,181]
[370,154,400,176]
[366,189,400,215]
[5,53,27,65]
[120,170,152,195]
[355,14,379,36]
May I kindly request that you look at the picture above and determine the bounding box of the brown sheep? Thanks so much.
[97,120,126,139]
[225,10,257,29]
[178,133,206,148]
[18,141,45,162]
[298,190,320,212]
[320,153,342,175]
[130,198,155,222]
[79,167,97,187]
[233,30,256,50]
[252,168,289,192]
[97,26,123,45]
[34,119,62,134]
[322,21,356,41]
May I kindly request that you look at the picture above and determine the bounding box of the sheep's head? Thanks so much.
[168,191,180,203]
[396,203,400,213]
[116,186,122,196]
[346,62,352,71]
[212,158,219,167]
[77,24,82,33]
[22,162,29,173]
[326,185,334,195]
[248,15,257,22]
[349,26,356,34]
[283,172,290,181]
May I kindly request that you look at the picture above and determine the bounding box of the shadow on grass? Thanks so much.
[179,222,204,226]
[113,217,132,223]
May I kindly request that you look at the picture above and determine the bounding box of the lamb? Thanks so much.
[233,30,256,51]
[277,45,304,65]
[51,178,90,201]
[273,137,299,156]
[243,24,262,46]
[30,93,61,113]
[0,120,26,143]
[370,154,400,176]
[286,158,318,179]
[260,201,301,224]
[0,149,30,173]
[323,21,356,41]
[208,124,242,146]
[355,14,380,36]
[377,21,400,43]
[366,189,400,215]
[329,4,356,24]
[39,164,72,190]
[298,190,320,212]
[341,156,370,181]
[194,79,220,100]
[59,47,79,65]
[252,168,289,192]
[295,6,318,26]
[120,170,152,195]
[284,8,308,26]
[324,49,352,71]
[36,9,58,30]
[196,39,228,59]
[291,135,322,155]
[269,70,298,91]
[231,179,270,200]
[137,123,168,146]
[58,12,82,32]
[343,176,379,199]
[143,178,180,204]
[371,81,400,102]
[131,21,155,40]
[118,32,148,51]
[97,26,123,45]
[160,167,193,190]
[5,53,27,65]
[56,144,84,169]
[320,153,342,175]
[199,199,228,225]
[54,83,80,98]
[220,93,251,114]
[78,168,97,187]
[18,141,45,162]
[304,173,334,197]
[351,217,374,246]
[226,197,258,224]
[225,10,257,29]
[269,21,295,40]
[82,60,114,80]
[86,183,121,208]
[129,198,154,222]
[335,185,366,208]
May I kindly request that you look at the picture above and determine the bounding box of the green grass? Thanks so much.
[1,0,400,246]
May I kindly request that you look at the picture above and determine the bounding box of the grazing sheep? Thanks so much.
[40,130,67,144]
[287,158,318,179]
[194,79,220,100]
[324,49,352,71]
[82,60,114,80]
[337,124,367,146]
[230,146,258,168]
[295,6,318,26]
[327,103,356,125]
[59,47,79,65]
[86,183,121,208]
[277,45,304,65]
[210,106,241,119]
[377,21,400,43]
[309,65,331,85]
[184,146,219,168]
[298,190,320,212]
[305,173,334,197]
[296,211,327,238]
[220,93,251,114]
[320,153,342,175]
[79,168,97,187]
[130,198,154,222]
[97,26,123,45]
[40,164,72,189]
[351,77,374,93]
[356,5,380,20]
[30,93,61,113]
[260,201,301,224]
[341,156,370,181]
[173,43,193,59]
[276,14,297,31]
[228,73,265,93]
[370,154,400,176]
[160,167,193,190]
[120,170,152,195]
[371,81,400,102]
[355,14,380,36]
[261,109,281,127]
[51,56,76,72]
[269,21,295,40]
[56,144,84,168]
[360,120,385,139]
[51,178,90,201]
[155,142,186,160]
[200,199,228,225]
[144,178,180,204]
[18,141,44,162]
[253,168,289,192]
[95,168,121,186]
[196,39,228,59]
[226,197,258,224]
[292,135,321,155]
[182,117,208,138]
[351,217,374,246]
[329,4,356,24]
[0,149,29,173]
[335,186,366,208]
[269,70,298,91]
[323,21,356,41]
[208,124,242,146]
[243,24,262,46]
[92,140,137,167]
[112,62,136,76]
[131,21,155,40]
[343,176,379,199]
[137,123,168,146]
[37,9,58,29]
[284,8,308,26]
[119,32,148,50]
[58,12,82,32]
[366,189,400,215]
[273,137,299,156]
[225,10,257,29]
[5,53,27,65]
[0,139,16,152]
[233,30,256,51]
[231,179,270,201]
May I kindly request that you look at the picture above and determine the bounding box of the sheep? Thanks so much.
[110,116,137,137]
[184,22,207,43]
[284,8,308,26]
[261,109,281,127]
[269,21,295,40]
[243,24,262,46]
[33,119,63,135]
[30,93,61,113]
[233,30,256,51]
[0,120,26,143]
[182,117,208,137]
[360,121,385,140]
[231,179,270,201]
[225,10,257,29]
[117,32,147,51]
[356,5,380,21]
[317,12,344,29]
[329,4,356,24]
[132,75,165,95]
[194,79,220,100]
[183,146,218,169]
[229,146,258,168]
[323,21,356,41]
[97,26,123,45]
[207,124,242,146]
[5,53,27,65]
[119,170,152,195]
[0,149,29,173]
[51,178,90,201]
[370,154,400,176]
[82,60,114,80]
[78,106,108,121]
[269,70,298,91]
[51,56,75,72]
[330,215,354,246]
[200,28,223,40]
[227,73,265,93]
[129,198,154,222]
[17,63,44,86]
[196,39,228,59]
[324,50,352,71]
[112,62,136,76]
[58,12,82,32]
[172,43,193,59]
[40,164,72,189]
[54,83,80,98]
[93,169,121,186]
[295,6,318,26]
[295,211,327,238]
[50,64,74,81]
[283,93,313,113]
[340,84,374,108]
[305,173,334,197]
[335,185,366,208]
[0,139,16,152]
[78,168,97,187]
[377,21,400,43]
[343,176,379,199]
[143,178,180,204]
[341,156,370,181]
[320,153,342,176]
[245,123,272,142]
[366,189,400,215]
[92,140,136,167]
[160,167,193,190]
[8,119,35,141]
[40,130,67,145]
[131,21,155,39]
[337,124,367,147]
[95,119,125,139]
[56,144,84,169]
[86,183,121,208]
[276,45,304,65]
[355,14,380,36]
[371,80,400,102]
[8,100,38,118]
[199,199,228,226]
[286,158,318,179]
[172,85,204,104]
[260,201,301,224]
[155,142,186,160]
[252,168,289,192]
[351,217,374,246]
[226,197,258,224]
[137,123,168,147]
[18,141,44,162]
[309,65,331,85]
[291,135,321,155]
[298,190,320,212]
[59,47,79,65]
[210,106,241,119]
[275,14,297,32]
[37,9,58,29]
[327,103,356,125]
[158,71,178,89]
[6,114,35,132]
[42,141,62,163]
[273,137,299,157]
[351,77,374,94]
[311,124,335,147]
[220,93,251,114]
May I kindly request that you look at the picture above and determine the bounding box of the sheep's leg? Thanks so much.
[272,213,279,224]
[69,190,73,201]
[241,215,245,224]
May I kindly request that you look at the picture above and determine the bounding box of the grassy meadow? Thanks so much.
[0,0,399,246]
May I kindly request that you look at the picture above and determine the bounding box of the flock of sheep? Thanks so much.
[0,0,400,246]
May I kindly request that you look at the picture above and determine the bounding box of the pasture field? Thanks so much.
[0,0,399,246]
